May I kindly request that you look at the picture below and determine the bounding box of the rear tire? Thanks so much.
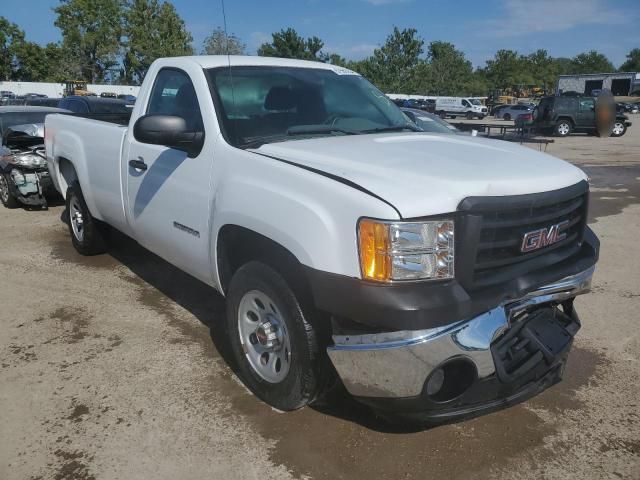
[226,261,330,411]
[0,173,20,209]
[611,121,627,137]
[555,120,572,137]
[65,181,107,255]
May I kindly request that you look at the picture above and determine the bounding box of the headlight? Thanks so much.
[12,153,46,168]
[358,218,454,282]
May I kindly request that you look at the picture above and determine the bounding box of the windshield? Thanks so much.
[0,112,50,136]
[469,99,482,106]
[206,66,413,148]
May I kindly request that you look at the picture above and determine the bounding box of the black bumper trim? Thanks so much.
[305,227,599,331]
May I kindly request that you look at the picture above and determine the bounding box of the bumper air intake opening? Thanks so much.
[425,357,477,403]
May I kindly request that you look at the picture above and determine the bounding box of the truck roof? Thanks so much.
[154,55,357,73]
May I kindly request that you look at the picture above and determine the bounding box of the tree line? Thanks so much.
[1,1,639,95]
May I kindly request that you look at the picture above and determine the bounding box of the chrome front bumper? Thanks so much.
[327,267,594,399]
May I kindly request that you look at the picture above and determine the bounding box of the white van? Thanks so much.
[433,97,487,119]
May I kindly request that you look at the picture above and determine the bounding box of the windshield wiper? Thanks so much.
[362,124,422,133]
[287,125,359,136]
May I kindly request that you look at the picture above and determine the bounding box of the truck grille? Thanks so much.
[456,181,589,290]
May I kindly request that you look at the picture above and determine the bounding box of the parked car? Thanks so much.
[0,106,69,208]
[0,90,15,100]
[401,108,460,133]
[59,96,132,114]
[117,94,137,104]
[25,97,62,108]
[534,95,632,137]
[402,98,436,113]
[46,56,599,425]
[494,104,533,121]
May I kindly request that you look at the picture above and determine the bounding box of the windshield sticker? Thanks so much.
[330,66,360,76]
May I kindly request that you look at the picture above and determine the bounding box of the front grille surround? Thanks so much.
[456,181,589,291]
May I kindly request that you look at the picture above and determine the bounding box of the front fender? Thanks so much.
[210,149,399,291]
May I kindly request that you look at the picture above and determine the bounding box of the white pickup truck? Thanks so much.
[46,56,599,424]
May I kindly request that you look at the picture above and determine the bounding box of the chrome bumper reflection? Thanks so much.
[327,267,594,398]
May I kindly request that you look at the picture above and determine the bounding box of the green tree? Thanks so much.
[201,27,245,55]
[525,49,559,90]
[122,0,193,84]
[484,49,530,89]
[364,27,424,92]
[54,0,125,82]
[424,41,473,95]
[258,28,327,61]
[620,48,640,72]
[0,16,25,80]
[570,50,615,74]
[13,41,48,81]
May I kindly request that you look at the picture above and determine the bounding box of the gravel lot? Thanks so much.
[1,124,639,480]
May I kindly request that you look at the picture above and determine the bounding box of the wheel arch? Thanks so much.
[215,224,314,305]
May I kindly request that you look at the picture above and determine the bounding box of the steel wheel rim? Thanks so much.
[0,175,9,203]
[70,196,85,242]
[612,123,624,135]
[238,290,291,384]
[558,123,570,135]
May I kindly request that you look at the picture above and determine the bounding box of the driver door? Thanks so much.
[124,68,213,282]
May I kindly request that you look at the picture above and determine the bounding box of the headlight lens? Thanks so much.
[358,218,454,282]
[12,153,46,168]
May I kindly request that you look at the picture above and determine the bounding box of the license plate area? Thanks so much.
[491,306,578,384]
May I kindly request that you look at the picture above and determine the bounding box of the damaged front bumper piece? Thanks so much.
[327,267,594,424]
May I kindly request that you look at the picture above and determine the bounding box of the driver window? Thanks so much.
[579,99,595,111]
[147,69,204,131]
[462,100,470,107]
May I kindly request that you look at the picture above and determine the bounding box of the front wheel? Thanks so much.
[611,121,627,137]
[226,261,329,411]
[0,173,20,209]
[66,182,107,255]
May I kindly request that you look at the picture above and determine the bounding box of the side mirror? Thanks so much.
[133,114,204,157]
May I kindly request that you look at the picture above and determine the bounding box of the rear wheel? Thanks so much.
[0,173,19,209]
[226,261,330,411]
[555,120,572,137]
[66,182,107,255]
[611,121,627,137]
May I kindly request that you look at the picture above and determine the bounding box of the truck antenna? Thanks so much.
[220,0,237,141]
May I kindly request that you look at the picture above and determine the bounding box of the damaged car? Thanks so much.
[0,106,69,209]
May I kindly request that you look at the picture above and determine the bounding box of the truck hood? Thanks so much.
[253,133,587,218]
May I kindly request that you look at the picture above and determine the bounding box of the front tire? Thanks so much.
[555,120,572,137]
[226,261,328,411]
[0,173,20,209]
[65,182,107,255]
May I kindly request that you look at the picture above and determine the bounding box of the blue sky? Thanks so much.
[3,0,639,68]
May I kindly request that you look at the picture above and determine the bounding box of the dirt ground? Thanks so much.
[1,123,639,480]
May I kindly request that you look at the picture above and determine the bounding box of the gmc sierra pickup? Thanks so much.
[46,56,599,424]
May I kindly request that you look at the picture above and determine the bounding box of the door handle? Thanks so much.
[129,158,147,171]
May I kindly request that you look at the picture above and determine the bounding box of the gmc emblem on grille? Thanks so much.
[521,220,570,253]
